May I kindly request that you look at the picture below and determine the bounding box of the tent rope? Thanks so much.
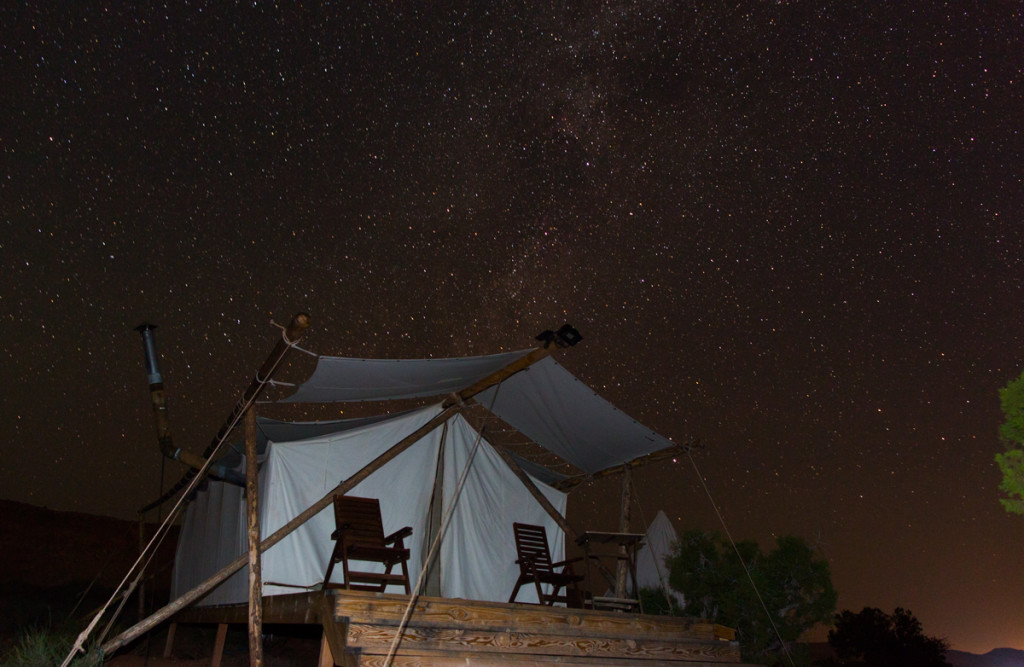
[270,319,317,356]
[685,450,796,667]
[96,516,177,645]
[61,321,299,667]
[382,384,503,667]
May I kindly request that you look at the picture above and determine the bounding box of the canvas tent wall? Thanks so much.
[171,404,567,606]
[636,510,686,609]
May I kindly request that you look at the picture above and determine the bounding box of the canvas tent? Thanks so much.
[172,405,566,605]
[172,348,681,607]
[635,510,686,609]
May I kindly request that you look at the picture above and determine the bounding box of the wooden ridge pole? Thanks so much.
[100,345,551,657]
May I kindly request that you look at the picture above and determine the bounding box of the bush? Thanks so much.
[0,625,102,667]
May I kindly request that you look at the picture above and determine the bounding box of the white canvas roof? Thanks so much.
[278,352,677,474]
[476,357,674,473]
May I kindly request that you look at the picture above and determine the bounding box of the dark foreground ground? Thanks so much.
[3,500,1018,667]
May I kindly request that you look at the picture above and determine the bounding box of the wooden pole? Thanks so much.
[101,345,551,656]
[615,465,632,599]
[423,423,447,597]
[244,407,263,666]
[65,314,310,666]
[211,623,228,667]
[137,518,146,621]
[139,313,312,514]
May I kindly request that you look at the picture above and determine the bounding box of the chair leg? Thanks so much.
[341,554,352,591]
[324,544,341,587]
[399,557,411,594]
[324,559,336,588]
[508,579,524,603]
[533,578,548,605]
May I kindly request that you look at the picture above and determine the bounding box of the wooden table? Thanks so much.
[576,531,645,610]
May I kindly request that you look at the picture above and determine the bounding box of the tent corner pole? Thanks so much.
[244,407,263,666]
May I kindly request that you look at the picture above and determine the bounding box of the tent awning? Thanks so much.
[278,351,677,475]
[477,357,674,474]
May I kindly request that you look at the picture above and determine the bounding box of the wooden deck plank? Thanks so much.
[330,591,717,642]
[174,590,325,624]
[354,649,753,667]
[170,591,745,665]
[343,623,741,663]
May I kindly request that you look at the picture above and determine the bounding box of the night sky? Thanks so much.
[2,2,1022,655]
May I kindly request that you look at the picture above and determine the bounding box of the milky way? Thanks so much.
[2,2,1021,653]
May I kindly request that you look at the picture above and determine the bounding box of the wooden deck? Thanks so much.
[175,590,754,666]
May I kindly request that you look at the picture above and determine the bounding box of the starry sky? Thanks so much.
[2,1,1022,655]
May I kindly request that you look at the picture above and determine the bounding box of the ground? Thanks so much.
[103,624,323,667]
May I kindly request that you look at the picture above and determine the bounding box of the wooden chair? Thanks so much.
[323,495,413,594]
[508,522,585,607]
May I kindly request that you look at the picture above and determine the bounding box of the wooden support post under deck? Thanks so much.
[162,622,176,658]
[318,632,335,667]
[244,407,263,666]
[137,517,146,620]
[211,623,228,667]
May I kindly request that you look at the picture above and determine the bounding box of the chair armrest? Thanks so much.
[552,556,584,568]
[384,526,413,545]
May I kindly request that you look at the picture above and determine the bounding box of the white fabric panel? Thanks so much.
[636,510,686,608]
[280,349,532,402]
[171,404,572,607]
[440,415,567,603]
[259,404,444,598]
[170,478,248,605]
[477,356,675,474]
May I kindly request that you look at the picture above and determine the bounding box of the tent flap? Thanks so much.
[477,357,676,474]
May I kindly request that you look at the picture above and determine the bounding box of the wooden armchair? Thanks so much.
[508,522,585,607]
[323,495,413,594]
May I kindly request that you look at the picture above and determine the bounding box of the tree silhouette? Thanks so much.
[666,530,836,665]
[827,607,950,666]
[996,369,1024,515]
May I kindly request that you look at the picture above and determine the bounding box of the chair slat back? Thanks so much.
[513,523,554,574]
[334,495,386,547]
